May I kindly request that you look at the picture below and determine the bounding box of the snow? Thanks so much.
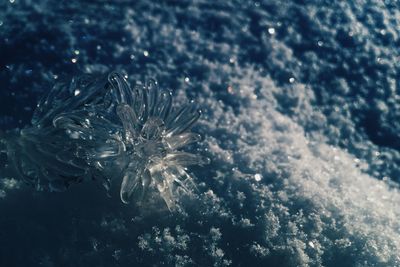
[0,0,399,266]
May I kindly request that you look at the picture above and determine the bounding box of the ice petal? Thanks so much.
[108,72,134,106]
[138,169,151,203]
[164,151,210,167]
[86,138,125,160]
[153,90,172,120]
[146,79,159,116]
[165,102,200,136]
[132,85,148,123]
[120,162,145,204]
[163,132,201,150]
[116,104,140,141]
[156,172,176,210]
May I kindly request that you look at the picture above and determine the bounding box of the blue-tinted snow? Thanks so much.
[0,0,399,266]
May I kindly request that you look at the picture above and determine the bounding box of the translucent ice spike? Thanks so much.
[0,71,208,210]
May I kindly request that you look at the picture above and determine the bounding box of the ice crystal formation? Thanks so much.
[0,72,208,209]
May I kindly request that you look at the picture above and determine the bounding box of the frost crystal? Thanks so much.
[0,72,208,209]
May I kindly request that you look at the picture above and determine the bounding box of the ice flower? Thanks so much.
[0,72,208,210]
[110,73,210,209]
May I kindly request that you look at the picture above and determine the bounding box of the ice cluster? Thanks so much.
[0,72,207,209]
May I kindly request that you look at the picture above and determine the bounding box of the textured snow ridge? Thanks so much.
[193,71,400,266]
[0,0,400,266]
